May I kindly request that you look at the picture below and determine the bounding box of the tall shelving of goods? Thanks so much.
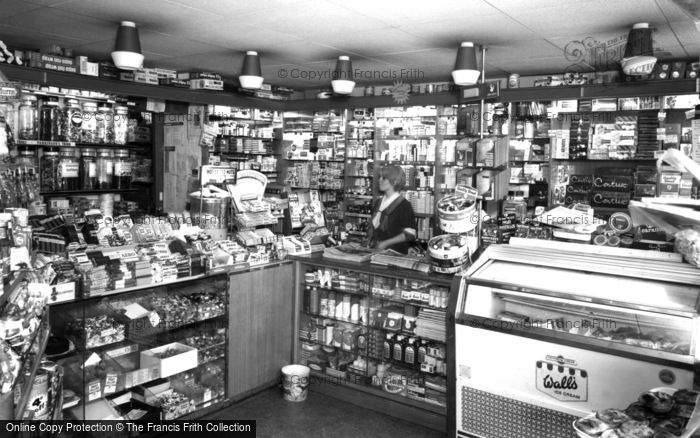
[545,94,699,218]
[505,101,551,217]
[373,105,441,245]
[281,110,346,235]
[7,86,155,219]
[207,106,283,186]
[343,108,375,243]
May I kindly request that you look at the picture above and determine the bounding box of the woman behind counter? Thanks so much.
[367,165,417,254]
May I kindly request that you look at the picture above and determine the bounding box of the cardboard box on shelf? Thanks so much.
[99,62,121,80]
[189,79,224,90]
[134,68,159,85]
[76,56,98,76]
[140,342,198,378]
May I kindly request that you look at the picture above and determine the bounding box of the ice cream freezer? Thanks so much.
[447,238,700,438]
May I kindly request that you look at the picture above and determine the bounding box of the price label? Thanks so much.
[87,380,101,401]
[148,311,161,328]
[104,374,118,394]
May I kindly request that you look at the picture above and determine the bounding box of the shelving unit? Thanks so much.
[292,256,456,432]
[50,274,229,421]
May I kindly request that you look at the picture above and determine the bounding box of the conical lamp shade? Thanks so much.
[239,51,263,89]
[621,23,656,75]
[331,56,355,95]
[111,21,144,70]
[452,42,480,86]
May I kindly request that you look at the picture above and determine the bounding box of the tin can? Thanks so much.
[425,84,435,94]
[508,73,520,88]
[411,84,421,94]
[25,370,49,416]
[364,86,375,97]
[381,88,391,96]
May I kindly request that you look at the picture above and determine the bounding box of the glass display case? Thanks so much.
[293,255,456,430]
[48,274,229,422]
[450,238,700,438]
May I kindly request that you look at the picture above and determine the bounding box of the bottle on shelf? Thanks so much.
[310,287,319,315]
[383,333,393,361]
[18,95,38,141]
[405,338,417,368]
[319,289,329,317]
[327,292,336,319]
[393,334,405,363]
[417,339,427,365]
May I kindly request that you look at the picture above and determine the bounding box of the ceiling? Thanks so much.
[0,0,699,89]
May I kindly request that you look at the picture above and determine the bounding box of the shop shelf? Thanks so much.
[376,160,436,166]
[345,195,373,200]
[457,164,508,175]
[304,282,450,312]
[40,188,141,196]
[0,64,284,111]
[307,369,446,414]
[301,311,368,328]
[346,175,372,178]
[285,158,345,162]
[15,140,151,149]
[344,212,372,218]
[551,157,657,162]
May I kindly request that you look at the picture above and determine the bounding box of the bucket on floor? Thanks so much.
[281,364,310,402]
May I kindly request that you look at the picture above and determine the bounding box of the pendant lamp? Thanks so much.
[452,42,480,86]
[239,51,264,89]
[331,56,355,95]
[621,23,657,75]
[111,21,144,70]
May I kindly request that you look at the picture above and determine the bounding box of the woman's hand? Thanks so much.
[376,240,389,250]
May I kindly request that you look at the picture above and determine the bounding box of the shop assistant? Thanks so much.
[367,165,417,254]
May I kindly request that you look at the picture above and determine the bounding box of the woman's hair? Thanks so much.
[379,165,406,191]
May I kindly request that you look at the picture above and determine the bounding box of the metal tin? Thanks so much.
[364,86,375,97]
[508,73,520,88]
[425,84,435,94]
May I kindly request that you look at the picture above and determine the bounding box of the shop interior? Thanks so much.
[0,0,700,437]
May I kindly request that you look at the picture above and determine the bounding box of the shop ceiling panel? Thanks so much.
[0,1,43,19]
[314,28,437,57]
[247,0,389,38]
[154,20,304,50]
[327,0,500,27]
[0,23,88,50]
[668,20,700,55]
[505,0,669,37]
[23,0,71,6]
[164,0,307,19]
[669,0,700,20]
[397,14,537,44]
[488,56,576,75]
[153,50,243,76]
[137,30,228,58]
[0,7,113,41]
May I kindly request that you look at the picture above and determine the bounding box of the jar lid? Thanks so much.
[43,148,59,156]
[81,148,97,156]
[59,149,77,156]
[97,148,113,156]
[66,98,80,106]
[21,94,37,102]
[114,149,129,157]
[114,105,128,113]
[97,102,112,110]
[43,96,59,105]
[82,102,97,109]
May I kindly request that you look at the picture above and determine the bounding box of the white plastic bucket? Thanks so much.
[281,364,310,402]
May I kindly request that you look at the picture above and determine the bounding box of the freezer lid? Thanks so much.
[465,240,700,314]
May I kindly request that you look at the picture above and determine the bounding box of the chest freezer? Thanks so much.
[451,238,700,438]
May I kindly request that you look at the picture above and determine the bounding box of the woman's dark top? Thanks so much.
[368,196,416,254]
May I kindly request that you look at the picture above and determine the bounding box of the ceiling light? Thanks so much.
[239,51,264,89]
[621,23,657,76]
[111,21,144,71]
[452,42,480,86]
[331,56,355,95]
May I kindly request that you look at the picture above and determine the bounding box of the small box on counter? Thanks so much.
[158,78,190,88]
[140,342,198,378]
[189,79,224,90]
[177,71,222,81]
[564,193,590,206]
[658,170,681,197]
[134,68,159,85]
[99,62,121,80]
[591,175,633,192]
[634,184,656,197]
[154,68,177,79]
[590,191,631,208]
[75,56,98,76]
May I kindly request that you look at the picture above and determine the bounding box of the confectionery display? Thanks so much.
[427,234,472,274]
[574,388,699,437]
